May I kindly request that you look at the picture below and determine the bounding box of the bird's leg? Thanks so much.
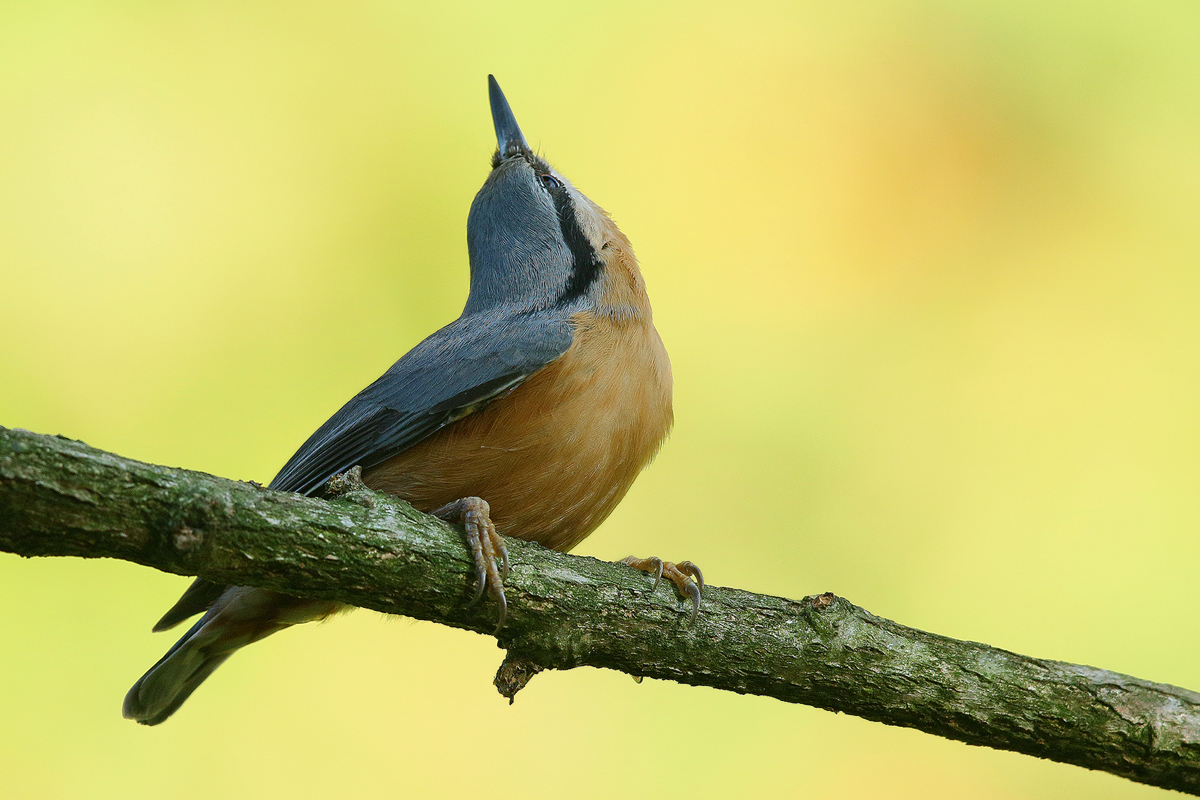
[433,497,509,632]
[619,556,704,622]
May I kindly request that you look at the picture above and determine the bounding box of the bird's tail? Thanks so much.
[122,611,239,726]
[123,586,346,725]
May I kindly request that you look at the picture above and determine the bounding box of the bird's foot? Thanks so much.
[619,556,704,622]
[434,497,509,633]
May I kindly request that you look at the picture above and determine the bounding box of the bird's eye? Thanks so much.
[539,173,562,191]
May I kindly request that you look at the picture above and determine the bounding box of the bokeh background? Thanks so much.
[2,1,1199,798]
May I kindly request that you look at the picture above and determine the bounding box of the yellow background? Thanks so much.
[2,1,1198,798]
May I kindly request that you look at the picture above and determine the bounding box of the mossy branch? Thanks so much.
[2,426,1198,793]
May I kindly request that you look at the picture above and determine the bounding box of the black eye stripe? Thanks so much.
[553,191,603,305]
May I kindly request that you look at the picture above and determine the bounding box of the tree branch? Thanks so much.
[2,426,1198,793]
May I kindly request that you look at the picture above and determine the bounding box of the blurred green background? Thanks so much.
[2,1,1198,797]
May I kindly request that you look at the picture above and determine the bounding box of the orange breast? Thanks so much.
[362,309,673,552]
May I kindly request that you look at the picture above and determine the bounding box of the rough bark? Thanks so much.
[2,426,1198,794]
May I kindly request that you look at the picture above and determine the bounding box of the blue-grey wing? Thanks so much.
[151,312,571,633]
[267,310,575,496]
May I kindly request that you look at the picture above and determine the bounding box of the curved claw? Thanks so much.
[435,496,509,631]
[469,562,487,607]
[676,560,704,592]
[683,579,701,623]
[493,593,507,635]
[619,556,663,592]
[647,557,664,592]
[620,555,704,623]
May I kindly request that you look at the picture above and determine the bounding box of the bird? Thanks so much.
[122,75,700,726]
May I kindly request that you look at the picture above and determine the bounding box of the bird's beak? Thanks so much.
[488,75,530,158]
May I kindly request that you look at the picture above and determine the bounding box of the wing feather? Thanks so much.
[268,310,574,496]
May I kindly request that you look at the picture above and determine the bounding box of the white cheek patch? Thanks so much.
[564,182,608,249]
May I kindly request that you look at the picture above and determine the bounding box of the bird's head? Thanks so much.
[464,76,630,317]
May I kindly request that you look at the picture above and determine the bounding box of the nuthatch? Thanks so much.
[123,76,699,725]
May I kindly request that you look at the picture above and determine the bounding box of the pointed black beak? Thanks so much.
[488,75,530,158]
